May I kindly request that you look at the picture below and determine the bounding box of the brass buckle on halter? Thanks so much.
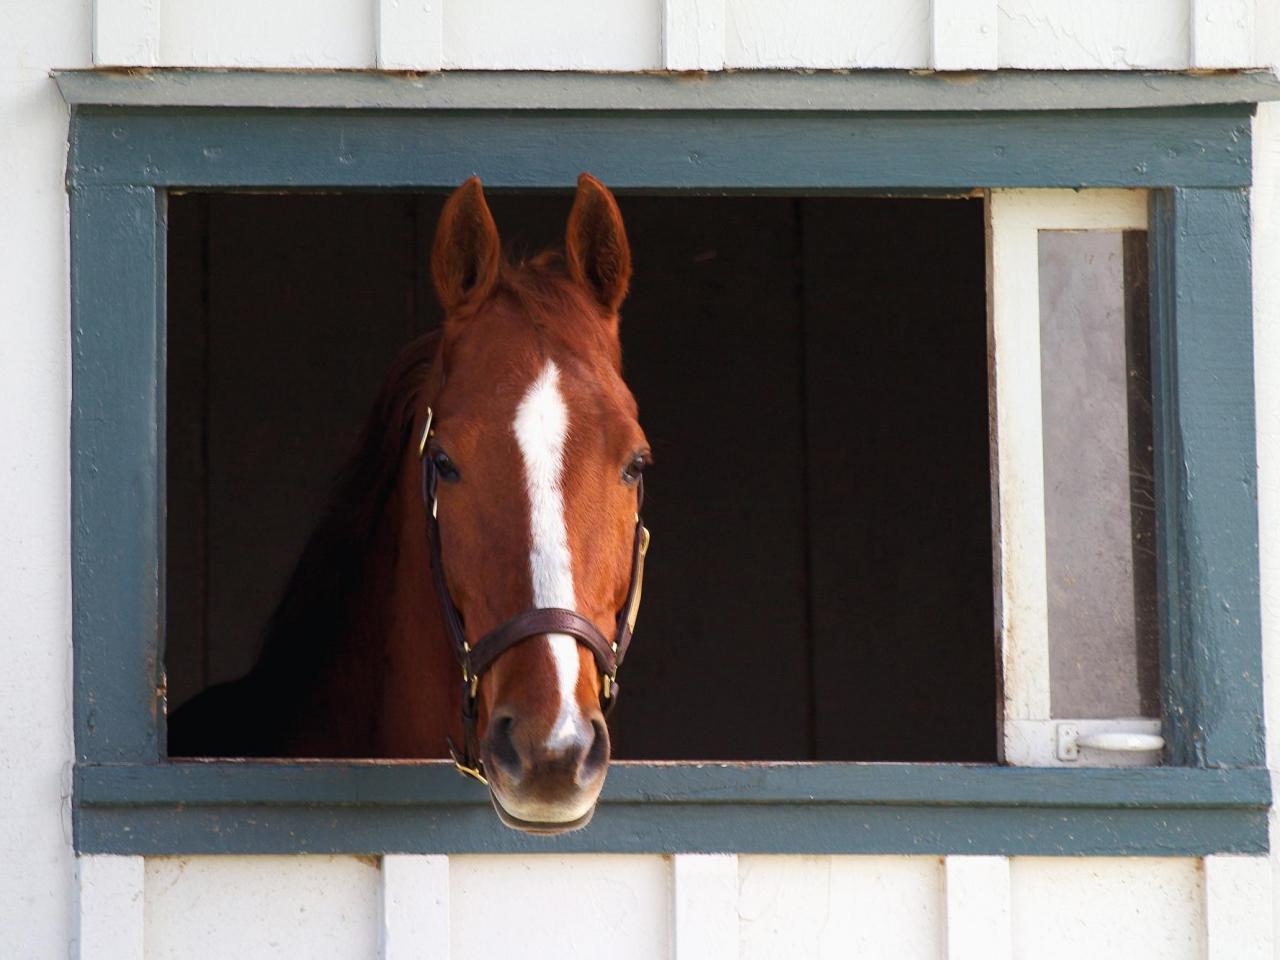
[417,407,435,457]
[448,738,488,785]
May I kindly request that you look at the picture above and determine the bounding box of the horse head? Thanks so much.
[419,174,648,832]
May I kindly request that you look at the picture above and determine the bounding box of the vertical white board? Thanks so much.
[1191,0,1257,68]
[945,856,1011,960]
[1011,858,1204,960]
[738,856,944,959]
[75,856,144,960]
[1203,855,1272,960]
[672,855,737,959]
[663,0,726,70]
[377,0,444,71]
[724,0,931,69]
[0,0,84,953]
[93,0,159,66]
[144,856,380,960]
[931,0,997,70]
[380,855,449,960]
[449,856,670,960]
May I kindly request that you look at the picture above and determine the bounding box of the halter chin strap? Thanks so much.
[419,407,650,785]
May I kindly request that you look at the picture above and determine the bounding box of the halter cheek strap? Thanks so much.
[419,407,650,785]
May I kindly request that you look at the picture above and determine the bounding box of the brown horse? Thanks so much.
[170,174,650,833]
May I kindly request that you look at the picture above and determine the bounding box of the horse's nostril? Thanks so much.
[489,713,521,776]
[581,717,609,778]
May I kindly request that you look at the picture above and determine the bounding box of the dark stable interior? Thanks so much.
[165,193,996,762]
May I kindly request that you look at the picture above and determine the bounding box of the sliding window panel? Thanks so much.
[991,190,1161,767]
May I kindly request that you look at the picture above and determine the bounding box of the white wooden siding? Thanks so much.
[449,855,670,959]
[662,0,726,71]
[376,0,443,72]
[72,853,1280,958]
[157,0,373,68]
[931,0,998,71]
[143,856,380,960]
[737,856,946,958]
[945,856,1012,960]
[89,0,1265,70]
[996,0,1191,69]
[441,0,660,71]
[723,0,931,69]
[0,0,85,955]
[75,856,145,960]
[93,0,158,67]
[1010,858,1205,960]
[378,855,449,960]
[1192,0,1257,69]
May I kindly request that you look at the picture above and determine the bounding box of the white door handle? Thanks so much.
[1075,732,1164,752]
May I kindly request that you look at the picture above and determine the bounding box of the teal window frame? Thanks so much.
[62,70,1276,856]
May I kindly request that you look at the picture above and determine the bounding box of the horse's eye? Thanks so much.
[432,450,460,482]
[622,454,647,485]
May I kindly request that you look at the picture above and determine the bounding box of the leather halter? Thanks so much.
[418,407,650,785]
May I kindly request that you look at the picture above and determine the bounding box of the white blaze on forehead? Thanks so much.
[513,361,586,752]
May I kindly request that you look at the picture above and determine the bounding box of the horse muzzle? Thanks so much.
[481,708,609,834]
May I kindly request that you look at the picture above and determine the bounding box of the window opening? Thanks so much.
[164,193,996,762]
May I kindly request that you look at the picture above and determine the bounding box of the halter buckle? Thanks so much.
[447,738,488,785]
[417,407,435,458]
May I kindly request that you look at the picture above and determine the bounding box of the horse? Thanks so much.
[169,174,651,834]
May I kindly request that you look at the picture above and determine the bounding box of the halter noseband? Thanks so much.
[418,407,650,785]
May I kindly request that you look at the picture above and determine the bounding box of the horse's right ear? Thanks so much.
[432,177,501,316]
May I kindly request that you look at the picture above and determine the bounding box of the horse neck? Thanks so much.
[365,450,461,758]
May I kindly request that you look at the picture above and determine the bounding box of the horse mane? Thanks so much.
[250,330,440,684]
[168,330,440,756]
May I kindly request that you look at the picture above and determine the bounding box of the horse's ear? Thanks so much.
[432,177,501,315]
[565,173,631,315]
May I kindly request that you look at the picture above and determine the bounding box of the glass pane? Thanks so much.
[1038,229,1158,719]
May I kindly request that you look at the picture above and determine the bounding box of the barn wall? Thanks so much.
[86,853,1254,959]
[0,0,1278,958]
[0,0,85,957]
[90,0,1262,70]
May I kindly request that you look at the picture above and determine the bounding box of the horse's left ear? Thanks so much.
[566,173,632,315]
